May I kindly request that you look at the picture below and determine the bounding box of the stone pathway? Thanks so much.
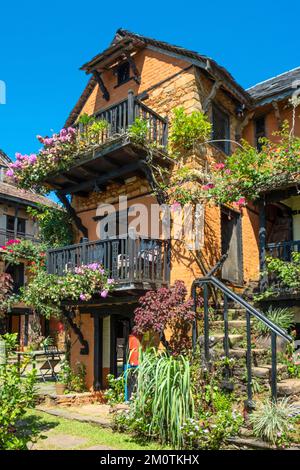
[36,403,112,428]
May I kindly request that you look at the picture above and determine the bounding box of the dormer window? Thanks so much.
[117,62,130,86]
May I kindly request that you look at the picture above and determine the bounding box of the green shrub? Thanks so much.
[57,360,87,393]
[0,334,38,449]
[169,107,211,153]
[249,398,295,447]
[131,349,194,448]
[253,307,294,336]
[128,118,149,144]
[104,374,125,405]
[181,409,242,450]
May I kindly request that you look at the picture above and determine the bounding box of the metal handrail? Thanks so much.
[193,271,293,404]
[198,276,292,342]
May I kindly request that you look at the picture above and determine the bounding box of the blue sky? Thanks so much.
[0,0,299,160]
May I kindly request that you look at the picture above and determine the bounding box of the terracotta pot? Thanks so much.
[55,383,66,395]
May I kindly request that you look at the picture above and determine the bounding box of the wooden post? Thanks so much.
[259,197,267,291]
[128,90,134,126]
[93,314,103,391]
[13,206,19,239]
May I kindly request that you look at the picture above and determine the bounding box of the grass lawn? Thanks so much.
[25,409,168,450]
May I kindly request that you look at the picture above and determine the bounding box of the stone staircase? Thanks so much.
[207,303,300,401]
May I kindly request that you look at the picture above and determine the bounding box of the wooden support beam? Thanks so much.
[64,309,89,355]
[125,52,141,84]
[93,314,103,390]
[93,70,110,101]
[258,197,268,292]
[58,161,141,195]
[236,111,254,141]
[203,80,222,112]
[56,192,88,238]
[272,101,282,129]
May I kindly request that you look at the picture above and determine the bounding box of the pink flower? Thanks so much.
[234,197,246,208]
[28,154,37,164]
[225,169,231,175]
[100,290,108,298]
[215,163,225,170]
[171,201,181,211]
[202,183,215,190]
[107,278,114,285]
[79,293,86,301]
[6,169,14,177]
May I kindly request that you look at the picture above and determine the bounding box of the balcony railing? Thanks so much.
[267,239,300,261]
[265,239,300,295]
[77,91,168,149]
[0,229,39,246]
[47,237,170,287]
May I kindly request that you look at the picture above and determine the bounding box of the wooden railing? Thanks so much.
[47,237,170,286]
[77,91,168,149]
[0,229,39,246]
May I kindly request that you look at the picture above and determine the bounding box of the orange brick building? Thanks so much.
[42,30,300,389]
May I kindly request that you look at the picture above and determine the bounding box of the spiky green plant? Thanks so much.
[133,348,194,448]
[249,398,295,446]
[253,307,294,336]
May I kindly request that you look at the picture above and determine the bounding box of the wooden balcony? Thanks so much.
[47,237,170,290]
[45,91,169,196]
[0,229,39,246]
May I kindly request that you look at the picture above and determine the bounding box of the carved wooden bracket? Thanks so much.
[272,101,282,129]
[235,111,254,141]
[124,52,141,84]
[64,310,89,355]
[56,192,88,239]
[93,70,110,101]
[203,80,222,113]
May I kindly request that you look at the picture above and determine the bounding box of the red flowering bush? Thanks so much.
[133,280,197,355]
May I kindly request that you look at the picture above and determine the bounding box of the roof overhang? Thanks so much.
[45,137,170,196]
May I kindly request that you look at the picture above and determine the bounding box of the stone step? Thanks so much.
[201,334,244,346]
[211,320,250,333]
[252,364,287,379]
[277,379,300,397]
[228,348,266,359]
[213,308,246,320]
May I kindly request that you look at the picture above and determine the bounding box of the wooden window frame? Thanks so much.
[212,103,231,155]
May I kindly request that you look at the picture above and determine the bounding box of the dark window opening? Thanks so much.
[255,116,266,151]
[6,215,26,235]
[117,62,130,86]
[6,264,24,294]
[212,104,230,155]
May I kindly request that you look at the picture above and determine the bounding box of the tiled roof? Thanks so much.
[0,181,58,208]
[65,28,252,127]
[247,66,300,104]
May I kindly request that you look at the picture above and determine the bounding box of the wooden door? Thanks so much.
[221,207,243,285]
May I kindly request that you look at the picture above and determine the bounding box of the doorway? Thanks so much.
[221,207,243,285]
[110,315,132,377]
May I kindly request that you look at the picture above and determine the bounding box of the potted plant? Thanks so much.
[55,360,71,395]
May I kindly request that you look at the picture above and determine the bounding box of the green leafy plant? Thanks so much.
[19,263,114,318]
[169,107,211,153]
[0,239,46,271]
[128,118,149,144]
[181,409,242,450]
[253,307,294,336]
[57,360,87,392]
[104,374,125,405]
[249,398,295,447]
[27,204,74,248]
[265,252,300,292]
[0,334,38,449]
[131,348,194,448]
[205,122,300,207]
